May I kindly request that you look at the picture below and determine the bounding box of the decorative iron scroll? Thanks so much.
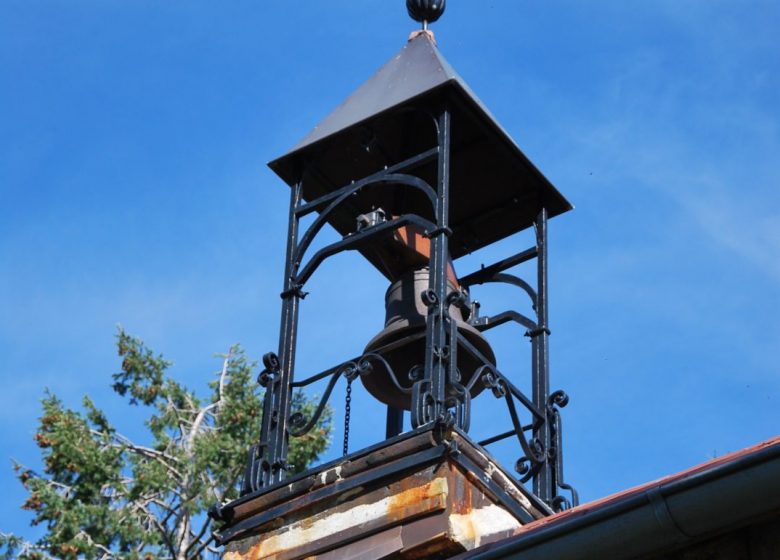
[287,352,411,439]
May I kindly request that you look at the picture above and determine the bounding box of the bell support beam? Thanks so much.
[459,246,539,288]
[293,214,436,288]
[294,146,440,218]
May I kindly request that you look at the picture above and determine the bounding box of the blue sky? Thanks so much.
[2,0,779,540]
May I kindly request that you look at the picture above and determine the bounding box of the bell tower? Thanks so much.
[212,2,578,557]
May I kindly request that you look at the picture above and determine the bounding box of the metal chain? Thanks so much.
[343,379,353,456]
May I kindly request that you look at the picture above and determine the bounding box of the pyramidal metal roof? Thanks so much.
[268,32,572,271]
[272,32,542,172]
[286,32,499,155]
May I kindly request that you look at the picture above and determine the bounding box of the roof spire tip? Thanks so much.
[408,29,436,44]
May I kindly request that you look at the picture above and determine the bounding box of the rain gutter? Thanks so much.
[456,436,780,560]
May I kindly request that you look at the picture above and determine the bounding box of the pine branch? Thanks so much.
[12,333,331,559]
[39,478,76,498]
[74,530,114,558]
[0,534,57,560]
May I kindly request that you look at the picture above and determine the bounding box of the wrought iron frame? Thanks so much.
[241,105,578,511]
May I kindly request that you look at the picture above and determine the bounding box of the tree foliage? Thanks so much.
[2,329,331,559]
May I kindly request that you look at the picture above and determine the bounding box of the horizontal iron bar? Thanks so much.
[294,214,435,286]
[501,374,545,421]
[478,425,534,447]
[295,147,440,217]
[472,310,538,333]
[460,247,539,287]
[290,363,346,388]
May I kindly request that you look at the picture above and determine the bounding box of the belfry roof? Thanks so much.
[269,33,572,266]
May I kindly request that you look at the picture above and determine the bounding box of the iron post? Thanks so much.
[531,207,552,502]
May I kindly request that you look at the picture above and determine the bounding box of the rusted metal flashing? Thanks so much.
[225,427,434,521]
[224,474,449,560]
[217,427,547,559]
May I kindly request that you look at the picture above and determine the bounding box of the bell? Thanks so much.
[362,267,496,410]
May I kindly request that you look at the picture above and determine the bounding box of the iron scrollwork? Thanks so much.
[287,353,410,439]
[547,390,579,511]
[455,208,578,510]
[241,106,578,513]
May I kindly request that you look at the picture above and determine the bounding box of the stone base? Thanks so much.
[215,427,550,560]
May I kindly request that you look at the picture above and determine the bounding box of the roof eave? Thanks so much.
[456,436,780,560]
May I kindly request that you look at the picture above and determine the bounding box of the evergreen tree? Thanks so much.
[1,329,331,559]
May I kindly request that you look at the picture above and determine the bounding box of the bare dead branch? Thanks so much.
[136,501,178,559]
[184,516,211,556]
[189,533,216,560]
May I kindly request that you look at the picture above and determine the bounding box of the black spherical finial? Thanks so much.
[406,0,446,28]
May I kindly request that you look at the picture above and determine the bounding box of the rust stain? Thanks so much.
[387,477,448,523]
[298,511,315,532]
[451,465,474,516]
[221,478,448,560]
[389,478,442,509]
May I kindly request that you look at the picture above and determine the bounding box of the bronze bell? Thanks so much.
[362,267,496,410]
